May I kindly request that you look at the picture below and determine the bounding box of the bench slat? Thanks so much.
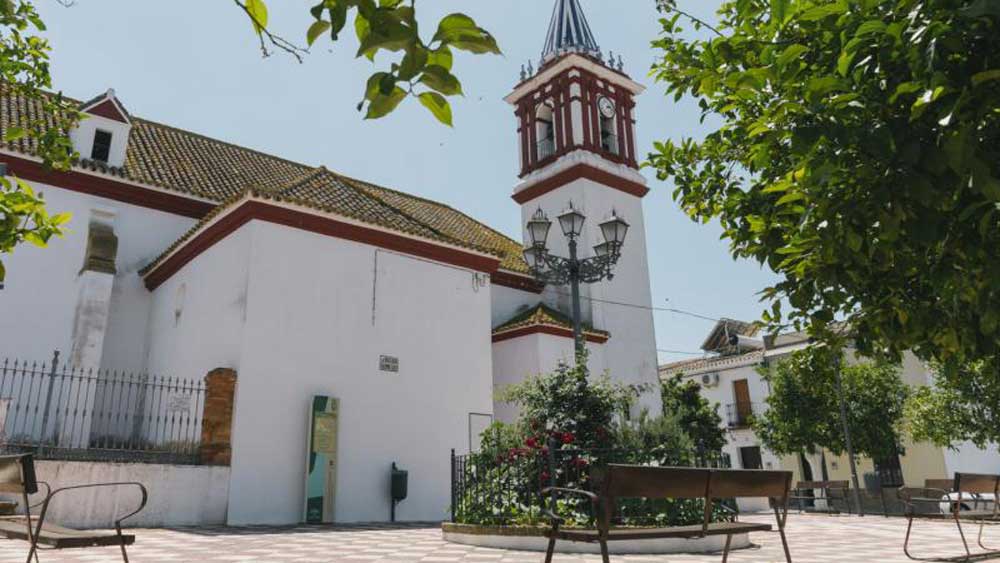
[0,519,134,549]
[554,522,773,542]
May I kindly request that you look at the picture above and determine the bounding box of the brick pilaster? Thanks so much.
[199,368,237,466]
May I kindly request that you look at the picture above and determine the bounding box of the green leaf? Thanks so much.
[245,0,268,34]
[837,50,856,76]
[427,46,453,71]
[365,86,407,119]
[854,20,886,37]
[800,1,847,21]
[432,13,501,54]
[418,92,453,126]
[776,44,809,69]
[770,0,789,25]
[972,69,1000,87]
[420,65,463,96]
[3,127,25,142]
[960,0,1000,18]
[398,44,428,81]
[307,20,331,46]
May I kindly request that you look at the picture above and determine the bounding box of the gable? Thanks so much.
[86,99,129,123]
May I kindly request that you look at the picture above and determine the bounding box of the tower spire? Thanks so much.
[541,0,601,64]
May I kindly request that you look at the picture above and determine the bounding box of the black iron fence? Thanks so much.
[451,446,731,526]
[0,352,205,464]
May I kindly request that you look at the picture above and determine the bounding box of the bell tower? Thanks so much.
[505,0,659,409]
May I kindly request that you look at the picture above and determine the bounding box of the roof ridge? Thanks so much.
[131,116,315,171]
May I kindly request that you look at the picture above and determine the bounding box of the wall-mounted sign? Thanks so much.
[166,394,191,415]
[379,355,399,373]
[304,396,339,524]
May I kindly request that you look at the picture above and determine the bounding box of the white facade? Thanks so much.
[144,218,495,524]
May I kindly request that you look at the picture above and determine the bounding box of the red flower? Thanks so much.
[525,437,539,449]
[540,471,551,482]
[573,457,589,468]
[561,432,575,445]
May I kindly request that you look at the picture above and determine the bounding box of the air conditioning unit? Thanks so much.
[701,373,720,387]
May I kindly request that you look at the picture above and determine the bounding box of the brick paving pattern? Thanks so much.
[0,514,996,562]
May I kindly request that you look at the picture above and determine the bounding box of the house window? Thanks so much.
[91,130,113,162]
[740,446,763,470]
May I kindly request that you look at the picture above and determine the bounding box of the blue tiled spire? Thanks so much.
[541,0,601,63]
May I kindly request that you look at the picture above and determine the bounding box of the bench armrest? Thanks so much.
[540,487,598,526]
[38,482,148,528]
[899,487,951,513]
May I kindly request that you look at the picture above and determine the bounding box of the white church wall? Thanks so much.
[226,220,494,525]
[492,333,607,424]
[490,284,542,327]
[0,177,195,368]
[518,167,660,413]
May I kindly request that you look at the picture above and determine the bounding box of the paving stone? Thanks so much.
[0,514,994,562]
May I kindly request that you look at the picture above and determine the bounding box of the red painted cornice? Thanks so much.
[512,163,649,205]
[491,270,544,294]
[143,199,502,291]
[492,324,609,344]
[2,153,214,219]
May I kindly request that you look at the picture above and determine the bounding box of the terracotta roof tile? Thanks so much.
[1,88,531,273]
[493,303,609,339]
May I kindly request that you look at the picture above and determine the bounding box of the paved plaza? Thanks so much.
[0,514,996,562]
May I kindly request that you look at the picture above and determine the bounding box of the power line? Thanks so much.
[549,290,723,323]
[657,349,704,356]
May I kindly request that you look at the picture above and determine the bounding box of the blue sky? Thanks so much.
[35,0,778,364]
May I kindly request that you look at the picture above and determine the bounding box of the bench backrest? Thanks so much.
[0,454,37,495]
[954,473,1000,495]
[924,479,954,492]
[599,465,792,502]
[796,480,849,490]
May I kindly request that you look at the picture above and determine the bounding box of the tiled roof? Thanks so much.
[140,167,504,276]
[659,351,764,377]
[1,88,531,273]
[493,303,609,340]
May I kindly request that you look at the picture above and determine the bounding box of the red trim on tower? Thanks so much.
[2,153,214,219]
[85,99,129,123]
[491,270,545,294]
[512,163,649,204]
[143,200,502,291]
[492,324,609,344]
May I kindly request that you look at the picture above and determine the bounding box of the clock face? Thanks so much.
[598,96,616,118]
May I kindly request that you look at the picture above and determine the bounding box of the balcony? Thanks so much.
[726,402,758,429]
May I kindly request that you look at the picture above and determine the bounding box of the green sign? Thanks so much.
[304,395,339,524]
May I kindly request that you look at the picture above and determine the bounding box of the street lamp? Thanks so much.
[523,203,629,360]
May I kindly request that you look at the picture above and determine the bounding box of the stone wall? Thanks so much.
[200,368,237,466]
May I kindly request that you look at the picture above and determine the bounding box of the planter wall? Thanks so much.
[441,523,751,555]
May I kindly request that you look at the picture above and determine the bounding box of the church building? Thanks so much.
[0,0,659,525]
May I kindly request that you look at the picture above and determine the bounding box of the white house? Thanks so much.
[0,0,660,525]
[660,320,999,511]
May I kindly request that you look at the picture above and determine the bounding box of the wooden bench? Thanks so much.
[0,454,147,562]
[541,465,793,563]
[900,472,999,561]
[789,480,852,515]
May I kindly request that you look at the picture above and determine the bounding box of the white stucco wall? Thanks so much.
[491,333,607,424]
[159,220,495,525]
[6,460,229,529]
[0,176,195,370]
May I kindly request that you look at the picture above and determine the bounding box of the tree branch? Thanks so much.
[232,0,308,63]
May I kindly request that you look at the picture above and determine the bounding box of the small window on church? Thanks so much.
[91,130,113,162]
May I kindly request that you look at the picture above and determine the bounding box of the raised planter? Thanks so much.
[441,523,751,555]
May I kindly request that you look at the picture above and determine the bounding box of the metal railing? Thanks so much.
[536,137,555,160]
[0,352,205,464]
[451,445,731,526]
[725,402,758,428]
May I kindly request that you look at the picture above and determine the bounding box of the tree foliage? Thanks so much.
[233,0,500,125]
[649,0,1000,365]
[753,346,909,460]
[660,374,726,453]
[1,0,76,281]
[906,358,1000,448]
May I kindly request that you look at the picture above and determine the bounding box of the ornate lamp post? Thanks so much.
[523,203,629,360]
